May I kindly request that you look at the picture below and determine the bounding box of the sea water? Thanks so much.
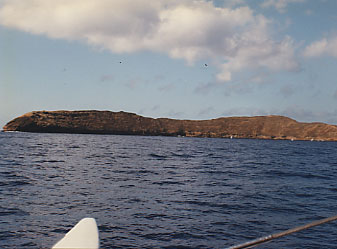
[0,132,337,248]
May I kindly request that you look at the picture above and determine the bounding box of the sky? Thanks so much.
[1,0,337,128]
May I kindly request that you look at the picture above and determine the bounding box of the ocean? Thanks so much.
[0,132,337,248]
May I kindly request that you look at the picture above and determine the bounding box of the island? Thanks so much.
[3,110,337,141]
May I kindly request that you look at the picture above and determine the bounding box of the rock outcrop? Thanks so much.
[3,110,337,141]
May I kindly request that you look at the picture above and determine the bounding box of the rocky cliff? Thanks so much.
[3,110,337,141]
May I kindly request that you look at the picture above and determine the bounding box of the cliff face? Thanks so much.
[3,110,337,141]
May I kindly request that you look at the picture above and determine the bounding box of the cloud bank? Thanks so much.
[0,0,300,82]
[303,37,337,57]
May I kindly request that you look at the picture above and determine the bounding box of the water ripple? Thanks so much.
[1,133,337,248]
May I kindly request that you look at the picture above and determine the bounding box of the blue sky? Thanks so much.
[1,0,337,128]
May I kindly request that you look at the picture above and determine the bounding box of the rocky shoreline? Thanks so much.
[3,110,337,141]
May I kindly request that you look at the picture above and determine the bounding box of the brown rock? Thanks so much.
[3,110,337,141]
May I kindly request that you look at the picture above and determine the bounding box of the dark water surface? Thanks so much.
[1,132,337,248]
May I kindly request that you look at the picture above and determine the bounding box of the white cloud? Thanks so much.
[303,37,337,57]
[217,35,299,82]
[0,0,299,83]
[261,0,306,13]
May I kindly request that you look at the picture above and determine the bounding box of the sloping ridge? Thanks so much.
[3,110,337,141]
